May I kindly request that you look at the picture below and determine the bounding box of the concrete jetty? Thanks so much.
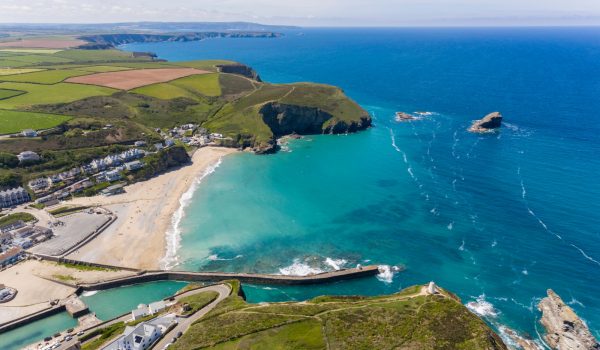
[77,265,382,290]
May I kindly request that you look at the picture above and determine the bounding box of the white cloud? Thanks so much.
[0,0,599,26]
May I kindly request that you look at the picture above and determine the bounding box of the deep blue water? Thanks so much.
[123,28,600,345]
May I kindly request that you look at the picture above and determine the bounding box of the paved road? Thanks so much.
[153,283,231,350]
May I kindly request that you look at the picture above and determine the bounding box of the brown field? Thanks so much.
[65,68,211,90]
[0,39,86,49]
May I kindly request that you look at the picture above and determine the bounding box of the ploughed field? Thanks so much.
[65,67,211,90]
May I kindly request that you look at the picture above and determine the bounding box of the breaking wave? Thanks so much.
[466,295,499,318]
[278,259,324,276]
[376,265,400,283]
[160,157,224,270]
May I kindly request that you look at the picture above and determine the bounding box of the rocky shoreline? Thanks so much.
[538,289,599,350]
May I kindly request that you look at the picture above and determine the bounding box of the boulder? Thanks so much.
[468,112,503,133]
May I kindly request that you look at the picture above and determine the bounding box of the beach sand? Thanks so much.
[65,147,238,270]
[0,260,134,324]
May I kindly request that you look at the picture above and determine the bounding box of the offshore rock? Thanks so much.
[469,112,503,133]
[538,289,600,350]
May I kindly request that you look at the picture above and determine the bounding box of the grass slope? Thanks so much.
[0,82,116,109]
[173,284,507,350]
[0,109,71,134]
[132,73,222,99]
[0,69,90,84]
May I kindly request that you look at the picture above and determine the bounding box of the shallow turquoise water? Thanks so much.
[1,281,186,350]
[80,281,187,320]
[123,28,600,344]
[2,312,77,350]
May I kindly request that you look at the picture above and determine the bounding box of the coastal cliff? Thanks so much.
[469,112,503,133]
[78,32,282,49]
[254,102,371,153]
[217,63,262,82]
[538,289,600,350]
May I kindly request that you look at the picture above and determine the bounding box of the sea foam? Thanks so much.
[160,157,223,270]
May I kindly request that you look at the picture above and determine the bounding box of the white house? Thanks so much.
[0,187,30,208]
[105,170,122,182]
[148,301,166,314]
[131,304,149,321]
[28,178,51,191]
[125,160,143,171]
[17,151,40,163]
[104,322,163,350]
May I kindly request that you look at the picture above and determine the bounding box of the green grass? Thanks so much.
[174,284,508,350]
[132,73,222,100]
[210,319,325,350]
[0,49,63,54]
[48,205,89,216]
[81,322,125,350]
[0,89,24,100]
[173,60,235,71]
[0,109,71,134]
[0,69,89,84]
[2,54,72,65]
[178,291,219,315]
[53,49,139,62]
[0,212,35,226]
[57,262,115,272]
[0,82,116,109]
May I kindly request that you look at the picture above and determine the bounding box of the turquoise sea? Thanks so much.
[122,27,600,345]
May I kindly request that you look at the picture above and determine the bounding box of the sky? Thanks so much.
[1,0,600,26]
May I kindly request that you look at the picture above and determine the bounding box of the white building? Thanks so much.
[17,151,40,163]
[103,316,175,350]
[28,178,51,191]
[148,301,166,314]
[105,170,122,182]
[131,304,149,321]
[0,187,30,208]
[125,161,143,171]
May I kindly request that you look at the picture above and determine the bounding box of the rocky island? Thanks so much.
[538,289,600,350]
[395,111,416,121]
[469,111,503,133]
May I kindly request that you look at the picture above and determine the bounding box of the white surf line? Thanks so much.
[160,157,224,270]
[518,166,600,268]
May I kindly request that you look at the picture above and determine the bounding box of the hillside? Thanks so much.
[0,47,370,188]
[173,282,507,350]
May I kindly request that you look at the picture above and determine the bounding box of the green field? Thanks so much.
[0,109,72,134]
[0,89,24,100]
[132,73,222,100]
[0,69,89,84]
[173,283,507,350]
[0,82,117,109]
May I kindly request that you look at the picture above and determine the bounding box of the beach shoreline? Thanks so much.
[65,146,238,270]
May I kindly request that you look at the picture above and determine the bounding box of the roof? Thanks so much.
[149,300,166,310]
[0,247,22,261]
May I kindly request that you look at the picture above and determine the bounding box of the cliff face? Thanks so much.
[217,64,262,82]
[256,102,371,153]
[538,289,600,350]
[78,32,282,49]
[469,112,503,133]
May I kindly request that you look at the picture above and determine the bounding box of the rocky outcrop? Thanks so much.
[538,289,599,350]
[78,32,282,49]
[217,64,262,82]
[469,112,503,133]
[395,112,416,121]
[256,102,371,153]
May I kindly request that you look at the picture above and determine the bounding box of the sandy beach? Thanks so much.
[65,146,238,270]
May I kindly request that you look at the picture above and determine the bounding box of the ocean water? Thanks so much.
[123,28,600,344]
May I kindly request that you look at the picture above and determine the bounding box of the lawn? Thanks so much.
[75,65,133,73]
[173,60,235,71]
[178,291,219,316]
[0,109,72,134]
[0,69,90,84]
[0,82,116,109]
